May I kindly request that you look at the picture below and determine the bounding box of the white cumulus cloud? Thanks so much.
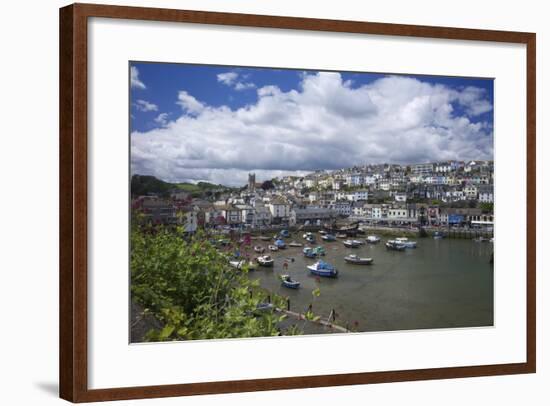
[217,71,256,91]
[130,66,146,89]
[134,99,158,112]
[176,91,205,114]
[131,72,493,186]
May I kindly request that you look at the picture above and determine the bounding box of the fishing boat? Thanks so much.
[336,233,347,239]
[303,247,317,258]
[279,229,290,238]
[229,260,257,271]
[473,236,489,243]
[256,255,274,267]
[268,245,279,252]
[313,246,326,256]
[302,232,313,239]
[288,241,303,247]
[253,245,265,253]
[305,235,315,244]
[395,237,417,248]
[385,240,406,251]
[321,234,336,242]
[433,231,444,240]
[344,254,373,265]
[307,260,338,278]
[366,235,381,244]
[343,239,361,248]
[274,239,286,249]
[323,222,359,235]
[280,274,300,289]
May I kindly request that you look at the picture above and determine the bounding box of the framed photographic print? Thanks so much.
[59,3,536,402]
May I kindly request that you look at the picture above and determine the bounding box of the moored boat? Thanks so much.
[344,254,373,265]
[279,229,290,238]
[313,246,326,256]
[343,239,361,248]
[229,260,257,271]
[473,236,489,243]
[303,247,317,258]
[395,237,417,248]
[288,241,303,247]
[268,245,279,251]
[253,245,265,253]
[433,231,444,240]
[259,235,271,241]
[256,255,274,267]
[280,274,300,289]
[385,240,406,251]
[336,233,347,239]
[307,260,338,278]
[274,239,286,249]
[321,234,336,241]
[366,235,381,244]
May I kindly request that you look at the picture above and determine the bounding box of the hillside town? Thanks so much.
[131,159,494,234]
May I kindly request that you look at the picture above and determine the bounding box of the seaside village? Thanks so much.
[132,160,494,235]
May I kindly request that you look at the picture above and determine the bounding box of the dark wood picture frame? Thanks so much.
[59,3,536,402]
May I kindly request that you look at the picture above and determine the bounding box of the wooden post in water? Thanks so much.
[286,298,290,311]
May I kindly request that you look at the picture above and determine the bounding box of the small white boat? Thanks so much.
[288,241,303,247]
[344,254,373,265]
[256,255,274,267]
[473,237,489,243]
[395,237,417,248]
[229,260,257,271]
[386,240,406,251]
[253,245,265,253]
[343,239,360,248]
[268,245,279,251]
[366,235,381,244]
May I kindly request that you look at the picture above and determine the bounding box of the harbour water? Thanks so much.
[249,235,494,333]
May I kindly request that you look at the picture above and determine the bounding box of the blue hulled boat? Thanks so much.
[307,260,338,278]
[280,274,300,289]
[274,239,286,249]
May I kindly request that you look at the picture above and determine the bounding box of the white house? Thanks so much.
[346,190,369,202]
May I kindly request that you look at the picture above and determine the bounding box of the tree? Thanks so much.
[261,180,275,190]
[479,202,494,213]
[130,221,291,341]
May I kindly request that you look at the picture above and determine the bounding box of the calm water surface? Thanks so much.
[249,234,494,333]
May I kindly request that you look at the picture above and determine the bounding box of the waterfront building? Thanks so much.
[268,198,291,224]
[291,207,335,225]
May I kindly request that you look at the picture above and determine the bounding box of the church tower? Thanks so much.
[248,173,256,192]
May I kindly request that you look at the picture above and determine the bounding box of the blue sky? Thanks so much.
[130,62,494,186]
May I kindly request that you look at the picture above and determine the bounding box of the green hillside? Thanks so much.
[131,175,232,197]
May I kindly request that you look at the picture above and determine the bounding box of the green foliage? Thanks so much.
[131,174,233,198]
[131,224,294,341]
[479,202,494,213]
[131,174,173,197]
